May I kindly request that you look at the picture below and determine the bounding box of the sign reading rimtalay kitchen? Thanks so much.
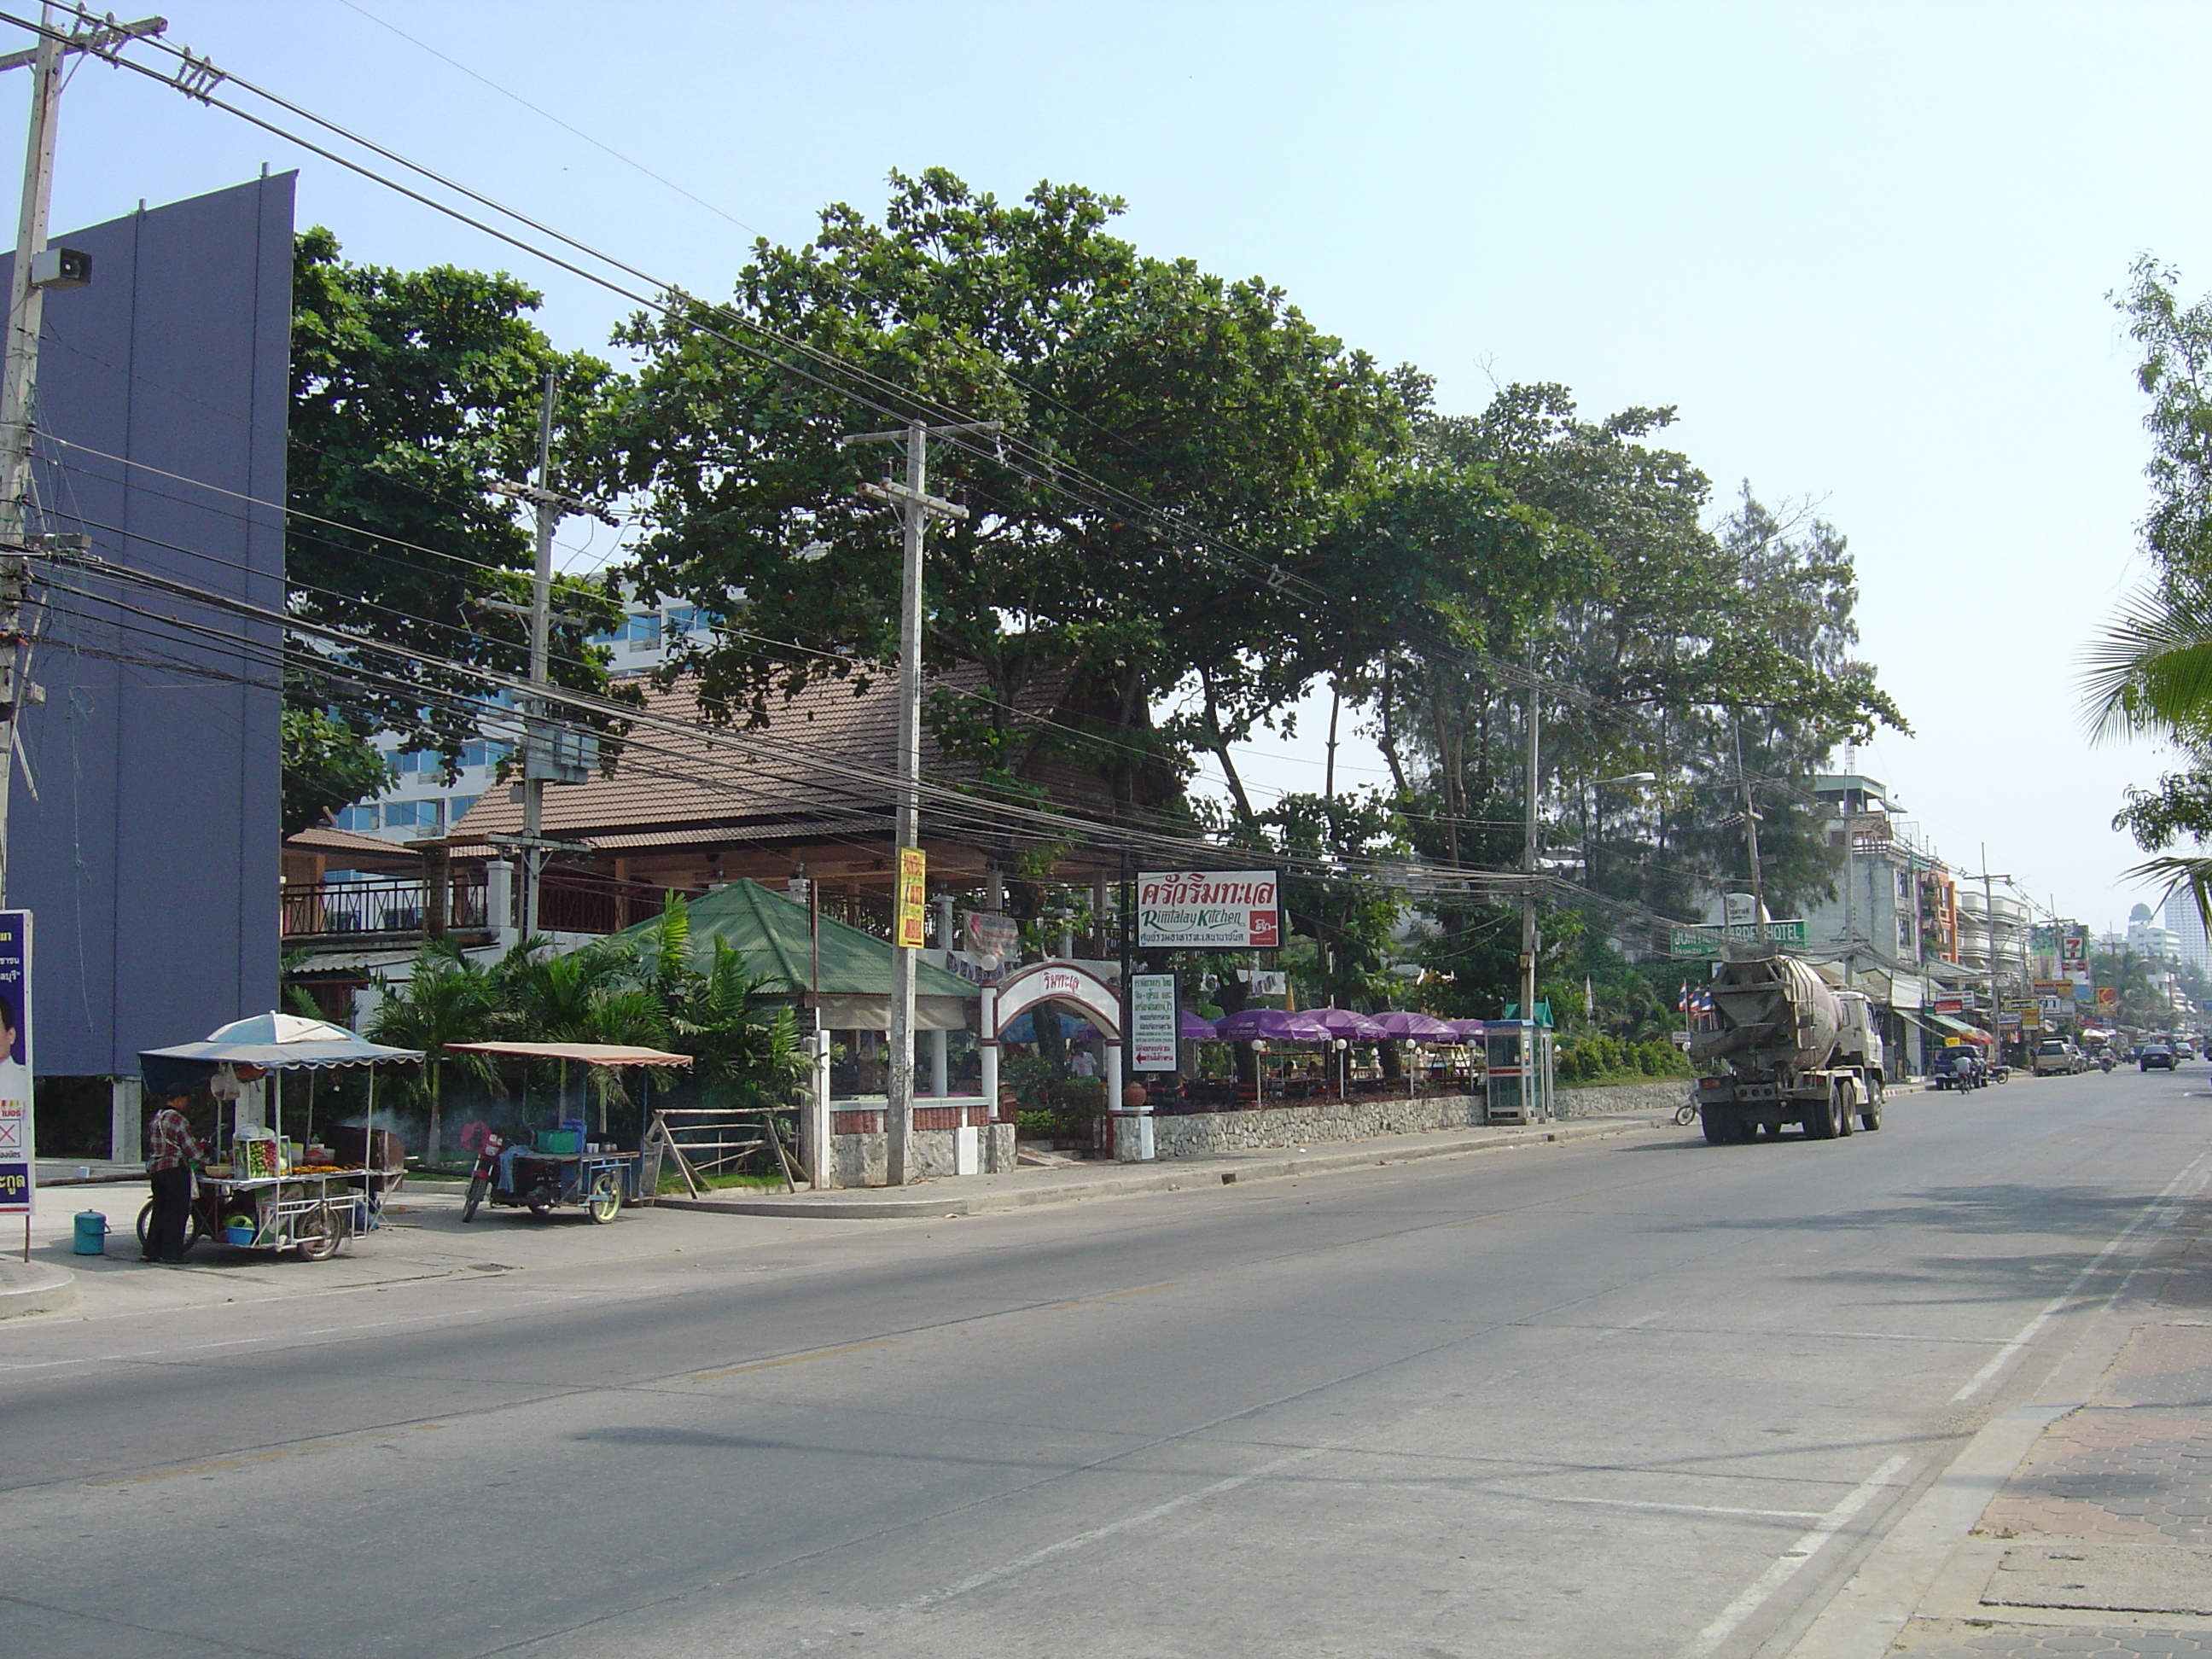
[1137,870,1282,950]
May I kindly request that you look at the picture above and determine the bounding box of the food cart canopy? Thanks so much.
[445,1041,696,1068]
[141,1010,424,1076]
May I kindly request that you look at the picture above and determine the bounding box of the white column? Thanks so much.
[928,1027,949,1097]
[484,859,517,947]
[1109,1040,1136,1161]
[808,1027,834,1189]
[108,1076,142,1165]
[979,987,999,1119]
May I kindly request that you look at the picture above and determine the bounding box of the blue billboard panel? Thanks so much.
[7,176,292,1074]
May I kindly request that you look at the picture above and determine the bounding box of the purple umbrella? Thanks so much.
[1180,1010,1220,1040]
[1446,1018,1486,1040]
[1216,1008,1336,1042]
[1307,1006,1388,1041]
[1371,1010,1458,1040]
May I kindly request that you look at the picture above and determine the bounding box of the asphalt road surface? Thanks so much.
[5,1068,2208,1659]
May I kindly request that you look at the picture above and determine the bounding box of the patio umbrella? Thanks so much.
[1371,1010,1458,1040]
[1215,1008,1336,1042]
[1180,1010,1220,1040]
[1446,1019,1486,1040]
[1307,1007,1388,1040]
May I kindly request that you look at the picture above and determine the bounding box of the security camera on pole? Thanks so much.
[840,416,1000,1185]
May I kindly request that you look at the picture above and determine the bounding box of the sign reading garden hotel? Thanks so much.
[1136,870,1282,950]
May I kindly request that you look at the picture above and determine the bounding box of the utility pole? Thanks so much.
[520,370,557,940]
[0,6,162,901]
[1967,847,2013,1057]
[486,370,594,940]
[1731,719,1767,946]
[1519,648,1541,1028]
[841,416,1000,1185]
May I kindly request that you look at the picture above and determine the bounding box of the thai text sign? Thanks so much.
[894,847,928,949]
[0,911,32,1216]
[1137,870,1280,950]
[1131,974,1178,1072]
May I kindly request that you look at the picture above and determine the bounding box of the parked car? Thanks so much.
[1931,1047,1986,1090]
[2141,1044,2177,1071]
[2031,1039,2081,1077]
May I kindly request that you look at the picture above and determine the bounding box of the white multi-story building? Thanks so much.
[329,595,713,845]
[2163,890,2211,973]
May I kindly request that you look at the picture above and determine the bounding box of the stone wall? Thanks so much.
[828,1121,1016,1188]
[1144,1078,1684,1159]
[1151,1093,1487,1158]
[1553,1079,1694,1117]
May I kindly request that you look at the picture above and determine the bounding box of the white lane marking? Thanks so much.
[905,1442,1333,1612]
[1365,1482,1820,1522]
[1949,1148,2212,1403]
[1674,1454,1910,1659]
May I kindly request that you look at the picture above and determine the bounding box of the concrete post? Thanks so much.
[484,859,518,947]
[108,1075,141,1165]
[807,1026,834,1190]
[928,1026,949,1097]
[979,986,999,1121]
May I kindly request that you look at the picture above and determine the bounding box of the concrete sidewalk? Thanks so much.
[1791,1152,2212,1659]
[655,1109,1677,1219]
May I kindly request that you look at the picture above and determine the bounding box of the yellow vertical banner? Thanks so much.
[895,847,928,948]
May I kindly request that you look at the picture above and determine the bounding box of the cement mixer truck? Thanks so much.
[1690,953,1886,1144]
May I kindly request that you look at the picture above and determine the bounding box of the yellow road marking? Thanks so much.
[89,1423,444,1487]
[691,1339,895,1381]
[1049,1281,1180,1310]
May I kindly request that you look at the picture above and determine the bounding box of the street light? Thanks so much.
[1589,772,1659,893]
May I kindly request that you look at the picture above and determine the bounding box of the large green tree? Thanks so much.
[283,227,623,827]
[594,169,1410,819]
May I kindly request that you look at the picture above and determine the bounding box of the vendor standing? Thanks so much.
[143,1092,204,1264]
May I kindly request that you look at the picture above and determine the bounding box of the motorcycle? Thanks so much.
[462,1128,506,1223]
[2099,1053,2115,1074]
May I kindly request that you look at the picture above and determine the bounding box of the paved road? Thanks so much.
[3,1068,2206,1659]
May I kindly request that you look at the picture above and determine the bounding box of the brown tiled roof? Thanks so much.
[446,666,1103,852]
[287,824,420,860]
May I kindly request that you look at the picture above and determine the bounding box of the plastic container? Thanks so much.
[71,1210,106,1256]
[540,1130,581,1155]
[225,1225,257,1247]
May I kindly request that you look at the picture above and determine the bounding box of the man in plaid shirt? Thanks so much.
[143,1093,204,1263]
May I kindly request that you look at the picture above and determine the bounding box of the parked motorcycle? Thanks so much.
[462,1129,506,1223]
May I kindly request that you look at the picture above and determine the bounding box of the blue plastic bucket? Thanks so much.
[71,1210,107,1256]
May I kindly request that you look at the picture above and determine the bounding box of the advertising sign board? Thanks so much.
[1668,920,1808,958]
[0,911,32,1223]
[894,847,928,949]
[963,911,1017,961]
[1136,871,1280,950]
[2061,929,2091,983]
[2097,987,2119,1008]
[1130,974,1179,1072]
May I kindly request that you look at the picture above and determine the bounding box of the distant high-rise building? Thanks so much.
[2163,889,2212,972]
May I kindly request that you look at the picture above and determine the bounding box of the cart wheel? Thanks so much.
[135,1198,153,1252]
[586,1169,621,1225]
[525,1186,556,1220]
[136,1198,211,1255]
[294,1212,341,1262]
[461,1174,488,1223]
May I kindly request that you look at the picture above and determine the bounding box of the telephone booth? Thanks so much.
[1483,1021,1555,1125]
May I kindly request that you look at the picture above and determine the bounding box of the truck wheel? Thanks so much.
[1804,1096,1837,1139]
[1702,1107,1734,1145]
[1860,1086,1883,1132]
[1837,1084,1856,1137]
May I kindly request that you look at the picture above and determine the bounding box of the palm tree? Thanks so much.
[2084,579,2212,919]
[366,943,497,1165]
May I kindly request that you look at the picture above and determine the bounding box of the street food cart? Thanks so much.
[445,1041,693,1222]
[138,1012,422,1260]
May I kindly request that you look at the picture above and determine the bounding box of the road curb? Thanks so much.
[653,1113,1674,1220]
[0,1259,75,1318]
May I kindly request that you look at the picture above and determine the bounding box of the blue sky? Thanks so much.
[20,1,2209,928]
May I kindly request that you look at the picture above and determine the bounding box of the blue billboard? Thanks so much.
[7,176,292,1074]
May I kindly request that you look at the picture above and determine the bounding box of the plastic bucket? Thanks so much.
[225,1225,256,1248]
[71,1210,107,1256]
